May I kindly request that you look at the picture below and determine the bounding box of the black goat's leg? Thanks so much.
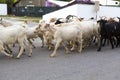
[97,38,103,51]
[109,37,114,49]
[102,39,106,47]
[115,36,120,47]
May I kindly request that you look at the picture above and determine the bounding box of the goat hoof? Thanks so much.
[9,54,13,58]
[78,50,81,53]
[23,49,26,52]
[32,46,36,48]
[66,51,70,54]
[16,57,20,59]
[48,48,52,51]
[97,49,101,51]
[41,46,44,48]
[28,54,32,57]
[70,49,75,52]
[50,54,55,58]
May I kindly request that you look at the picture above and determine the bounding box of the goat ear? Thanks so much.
[117,17,120,20]
[38,24,41,27]
[97,20,100,23]
[79,18,84,21]
[47,24,50,27]
[50,18,56,22]
[44,24,49,28]
[24,20,28,24]
[36,24,41,30]
[0,18,2,24]
[22,26,26,28]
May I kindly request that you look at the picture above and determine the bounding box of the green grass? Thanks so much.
[0,15,42,22]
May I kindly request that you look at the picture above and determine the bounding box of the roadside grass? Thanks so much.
[0,15,42,23]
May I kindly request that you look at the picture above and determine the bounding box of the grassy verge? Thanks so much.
[0,15,42,22]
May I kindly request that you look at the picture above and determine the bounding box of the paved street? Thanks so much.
[0,38,120,80]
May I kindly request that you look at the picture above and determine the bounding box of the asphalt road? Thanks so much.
[0,38,120,80]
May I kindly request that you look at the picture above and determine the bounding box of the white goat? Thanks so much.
[27,24,44,48]
[65,18,100,48]
[50,23,82,57]
[0,23,32,58]
[78,20,100,48]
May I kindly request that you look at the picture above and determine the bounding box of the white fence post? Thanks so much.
[0,4,7,15]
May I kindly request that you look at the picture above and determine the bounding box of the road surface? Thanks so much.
[0,38,120,80]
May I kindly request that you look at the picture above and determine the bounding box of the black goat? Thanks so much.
[97,19,120,51]
[54,18,64,25]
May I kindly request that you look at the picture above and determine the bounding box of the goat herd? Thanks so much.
[0,15,120,59]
